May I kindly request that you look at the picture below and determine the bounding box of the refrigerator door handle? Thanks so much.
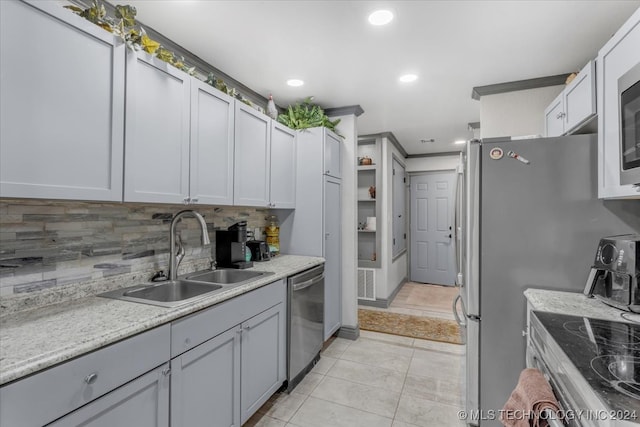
[454,152,464,287]
[453,294,467,327]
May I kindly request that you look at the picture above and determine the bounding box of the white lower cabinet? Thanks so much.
[170,279,287,427]
[240,304,286,424]
[0,325,170,427]
[49,363,170,427]
[171,326,241,427]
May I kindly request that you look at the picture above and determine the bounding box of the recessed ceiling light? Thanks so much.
[454,140,466,145]
[286,79,304,87]
[368,9,394,26]
[399,74,418,83]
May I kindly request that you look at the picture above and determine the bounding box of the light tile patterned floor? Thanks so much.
[360,283,459,321]
[245,330,466,427]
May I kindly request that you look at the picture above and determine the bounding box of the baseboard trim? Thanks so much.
[337,324,360,341]
[357,276,408,309]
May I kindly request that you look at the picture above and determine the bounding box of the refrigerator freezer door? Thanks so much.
[463,140,481,318]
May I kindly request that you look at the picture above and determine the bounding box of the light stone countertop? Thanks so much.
[0,255,324,386]
[524,288,638,323]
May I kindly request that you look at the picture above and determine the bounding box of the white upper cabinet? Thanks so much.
[269,122,297,209]
[597,8,640,199]
[544,92,565,137]
[324,130,342,179]
[564,60,596,132]
[544,60,596,137]
[190,79,235,206]
[234,103,271,207]
[0,1,125,201]
[124,52,191,204]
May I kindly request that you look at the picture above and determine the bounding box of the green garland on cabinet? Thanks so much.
[64,0,255,108]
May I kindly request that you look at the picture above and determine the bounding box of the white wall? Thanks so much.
[379,137,408,300]
[406,155,460,172]
[332,114,358,333]
[480,85,564,138]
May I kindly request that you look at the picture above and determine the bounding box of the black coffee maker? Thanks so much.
[216,221,253,269]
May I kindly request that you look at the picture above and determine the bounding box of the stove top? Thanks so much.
[533,311,640,414]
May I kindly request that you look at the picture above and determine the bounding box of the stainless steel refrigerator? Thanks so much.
[453,134,640,426]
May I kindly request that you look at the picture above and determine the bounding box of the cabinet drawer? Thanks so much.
[171,279,285,357]
[0,324,170,427]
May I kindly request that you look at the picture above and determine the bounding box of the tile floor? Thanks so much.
[359,283,459,321]
[245,330,466,427]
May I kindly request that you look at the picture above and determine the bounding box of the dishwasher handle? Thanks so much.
[292,274,324,292]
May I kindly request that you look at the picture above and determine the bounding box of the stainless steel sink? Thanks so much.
[186,269,273,285]
[99,280,224,308]
[98,269,274,308]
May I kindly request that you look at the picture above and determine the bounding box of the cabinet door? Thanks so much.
[190,80,235,205]
[124,52,190,203]
[564,60,596,133]
[171,326,241,427]
[49,363,170,427]
[240,303,286,424]
[324,177,342,340]
[234,103,271,207]
[324,130,342,179]
[0,1,124,202]
[544,92,565,137]
[269,122,297,208]
[597,8,640,199]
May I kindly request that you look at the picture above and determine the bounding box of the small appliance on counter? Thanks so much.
[246,240,271,262]
[584,234,640,312]
[216,221,253,269]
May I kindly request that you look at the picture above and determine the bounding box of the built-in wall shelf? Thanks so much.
[357,137,381,269]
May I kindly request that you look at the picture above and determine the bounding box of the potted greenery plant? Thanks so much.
[277,97,341,135]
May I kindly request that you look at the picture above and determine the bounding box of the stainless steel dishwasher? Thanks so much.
[286,264,324,392]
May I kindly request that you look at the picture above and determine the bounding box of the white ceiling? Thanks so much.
[125,0,640,155]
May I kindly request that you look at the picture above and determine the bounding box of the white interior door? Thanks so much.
[410,171,456,285]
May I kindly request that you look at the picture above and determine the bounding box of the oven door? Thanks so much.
[619,62,640,186]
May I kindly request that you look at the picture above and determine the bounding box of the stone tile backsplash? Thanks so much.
[0,199,269,298]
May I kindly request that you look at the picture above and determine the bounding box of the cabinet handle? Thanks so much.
[162,367,171,376]
[325,170,330,174]
[84,372,98,385]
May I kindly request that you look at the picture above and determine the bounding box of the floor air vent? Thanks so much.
[357,268,376,301]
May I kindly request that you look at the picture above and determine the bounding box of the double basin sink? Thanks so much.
[99,269,274,308]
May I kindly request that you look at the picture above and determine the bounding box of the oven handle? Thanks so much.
[531,353,570,427]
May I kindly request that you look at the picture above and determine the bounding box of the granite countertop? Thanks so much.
[0,255,324,386]
[524,288,638,323]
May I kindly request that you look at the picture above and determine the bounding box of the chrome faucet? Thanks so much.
[169,210,211,281]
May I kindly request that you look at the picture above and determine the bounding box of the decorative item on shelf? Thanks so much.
[365,217,376,231]
[276,96,342,135]
[267,94,278,120]
[368,186,376,199]
[359,156,373,166]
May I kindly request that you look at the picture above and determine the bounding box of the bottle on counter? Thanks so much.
[265,214,280,256]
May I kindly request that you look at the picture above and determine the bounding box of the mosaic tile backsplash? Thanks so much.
[0,199,269,298]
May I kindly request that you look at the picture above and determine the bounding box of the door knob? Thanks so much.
[448,234,452,239]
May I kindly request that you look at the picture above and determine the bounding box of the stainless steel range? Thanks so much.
[529,311,640,427]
